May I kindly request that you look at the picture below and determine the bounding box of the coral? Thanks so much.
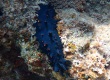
[33,3,71,74]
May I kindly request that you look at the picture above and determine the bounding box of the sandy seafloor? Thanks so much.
[0,0,110,80]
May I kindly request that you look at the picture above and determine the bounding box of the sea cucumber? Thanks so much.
[33,3,70,74]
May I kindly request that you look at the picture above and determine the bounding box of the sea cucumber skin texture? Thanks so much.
[33,3,68,73]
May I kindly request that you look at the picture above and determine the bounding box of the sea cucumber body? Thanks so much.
[33,3,68,72]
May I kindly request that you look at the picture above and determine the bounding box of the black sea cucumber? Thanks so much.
[33,3,70,74]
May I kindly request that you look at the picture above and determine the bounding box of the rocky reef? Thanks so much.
[0,28,47,80]
[0,0,110,80]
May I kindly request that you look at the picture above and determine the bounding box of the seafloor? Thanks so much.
[0,0,110,80]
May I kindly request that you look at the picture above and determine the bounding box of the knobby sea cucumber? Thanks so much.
[33,3,70,74]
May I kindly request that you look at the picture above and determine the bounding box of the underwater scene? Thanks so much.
[0,0,110,80]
